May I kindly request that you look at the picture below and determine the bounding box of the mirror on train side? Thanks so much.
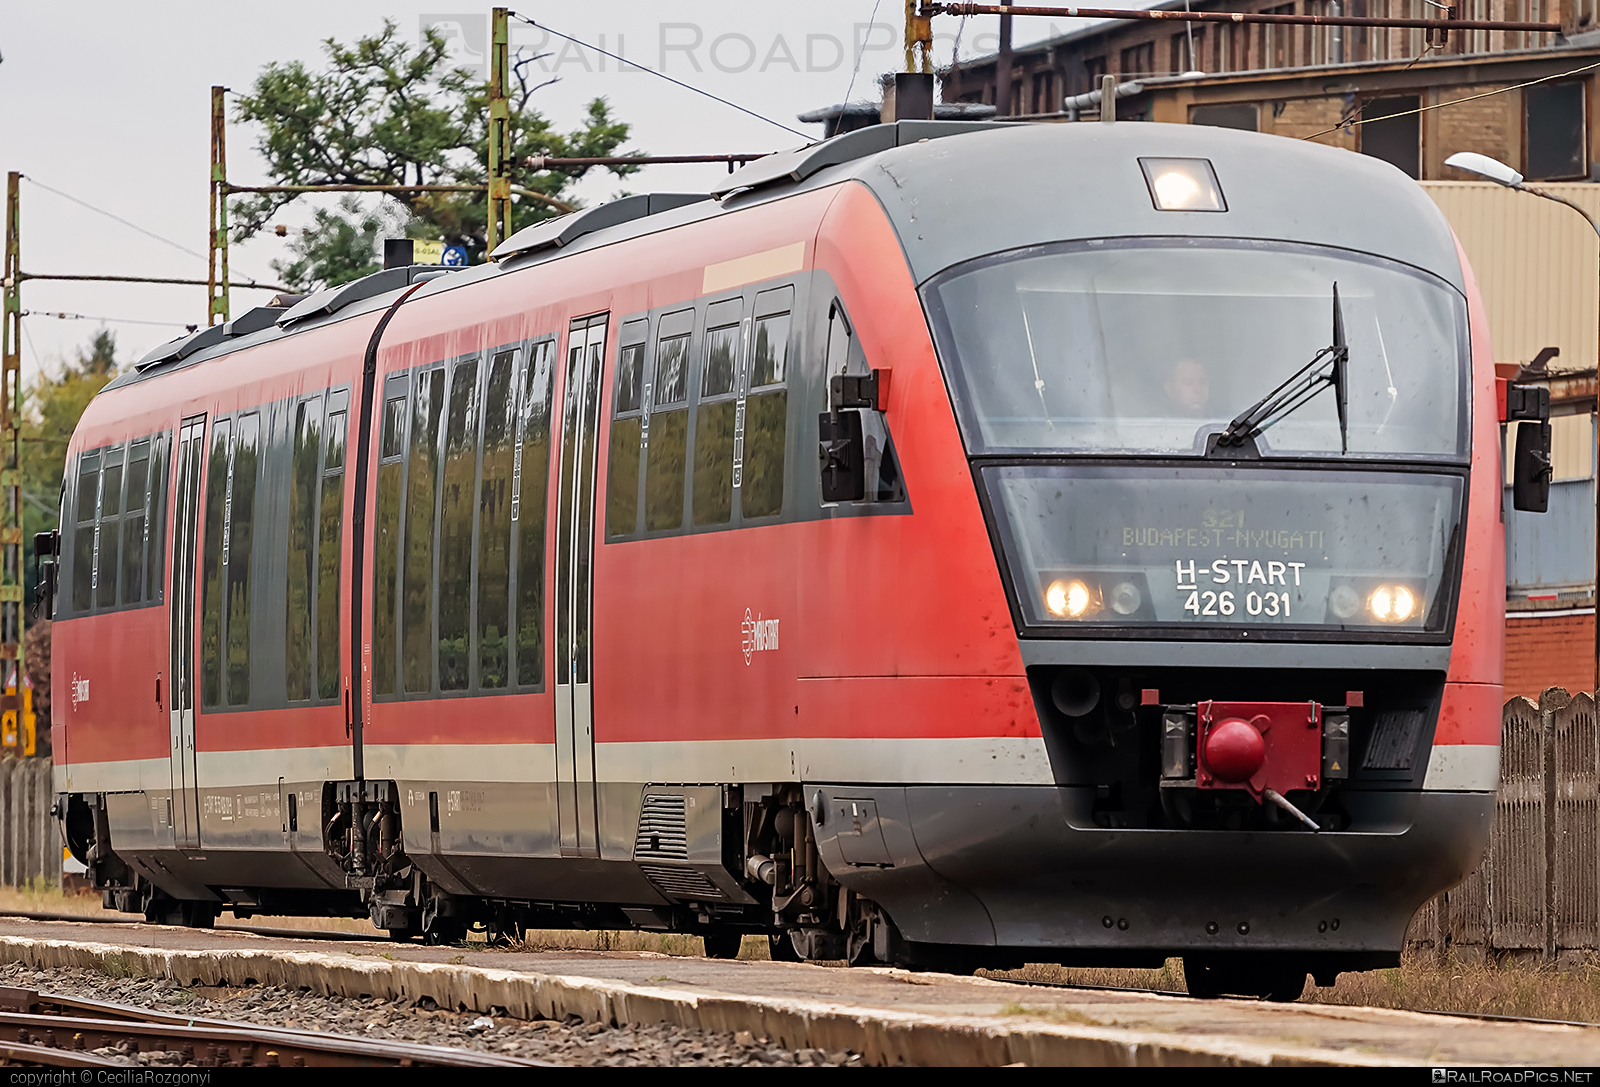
[1507,383,1552,514]
[33,531,58,619]
[819,409,866,502]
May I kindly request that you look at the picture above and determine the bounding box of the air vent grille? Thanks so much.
[639,864,724,901]
[635,794,689,860]
[1363,709,1427,770]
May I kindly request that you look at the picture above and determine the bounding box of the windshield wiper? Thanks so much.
[1215,283,1349,454]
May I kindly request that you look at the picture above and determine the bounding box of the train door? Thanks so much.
[168,417,205,848]
[553,314,608,858]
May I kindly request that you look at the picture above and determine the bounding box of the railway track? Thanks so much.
[0,908,378,942]
[0,986,543,1067]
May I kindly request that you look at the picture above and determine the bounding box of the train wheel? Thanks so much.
[423,918,469,946]
[702,932,744,960]
[1183,955,1308,1002]
[768,932,803,962]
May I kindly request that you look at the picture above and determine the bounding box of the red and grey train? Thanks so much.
[48,119,1521,998]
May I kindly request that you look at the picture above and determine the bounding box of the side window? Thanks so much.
[403,369,445,694]
[226,412,260,706]
[318,394,347,701]
[438,357,480,692]
[477,350,518,689]
[694,298,743,527]
[144,434,168,605]
[644,310,693,531]
[606,319,648,537]
[70,452,98,614]
[372,378,408,697]
[287,398,322,702]
[200,418,231,708]
[120,439,150,605]
[516,340,556,687]
[743,286,793,519]
[95,446,124,610]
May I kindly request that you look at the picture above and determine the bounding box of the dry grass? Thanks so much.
[982,959,1188,993]
[1310,951,1600,1022]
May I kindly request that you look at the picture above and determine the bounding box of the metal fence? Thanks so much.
[1408,688,1600,960]
[0,757,56,890]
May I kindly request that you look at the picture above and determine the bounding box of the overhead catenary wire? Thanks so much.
[506,11,811,141]
[844,0,888,107]
[20,310,192,329]
[1303,56,1600,140]
[22,177,288,290]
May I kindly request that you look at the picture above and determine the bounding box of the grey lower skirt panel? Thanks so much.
[811,785,1493,953]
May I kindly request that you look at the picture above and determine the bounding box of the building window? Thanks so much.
[1191,103,1259,131]
[1360,95,1421,180]
[1120,42,1155,77]
[1171,28,1205,74]
[1084,55,1107,92]
[1031,70,1056,114]
[1526,81,1587,181]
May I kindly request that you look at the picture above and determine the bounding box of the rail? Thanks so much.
[0,986,544,1068]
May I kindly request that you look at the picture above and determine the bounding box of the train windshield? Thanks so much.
[986,465,1463,634]
[926,239,1467,459]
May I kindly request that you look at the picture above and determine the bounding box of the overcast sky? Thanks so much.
[0,2,1109,378]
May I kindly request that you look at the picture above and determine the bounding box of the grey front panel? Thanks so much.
[811,784,1492,953]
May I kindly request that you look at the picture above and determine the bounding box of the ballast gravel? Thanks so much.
[0,961,862,1067]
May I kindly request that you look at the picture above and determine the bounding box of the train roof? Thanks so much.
[108,118,1462,394]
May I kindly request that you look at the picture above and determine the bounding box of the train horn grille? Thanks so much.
[635,794,690,860]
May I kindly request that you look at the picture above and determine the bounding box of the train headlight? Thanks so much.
[1109,580,1143,616]
[1046,579,1092,618]
[1329,584,1360,620]
[1368,584,1417,622]
[1138,157,1227,212]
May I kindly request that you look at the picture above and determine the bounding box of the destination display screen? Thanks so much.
[984,465,1464,634]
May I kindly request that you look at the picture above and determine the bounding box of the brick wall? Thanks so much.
[1427,83,1521,178]
[1505,612,1596,700]
[1269,97,1357,150]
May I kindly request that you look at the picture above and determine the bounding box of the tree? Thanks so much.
[233,20,639,290]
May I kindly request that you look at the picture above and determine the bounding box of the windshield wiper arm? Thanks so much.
[1216,283,1350,454]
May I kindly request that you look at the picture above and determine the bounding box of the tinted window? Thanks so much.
[744,285,794,520]
[120,441,149,605]
[227,413,260,706]
[96,449,123,609]
[145,435,167,604]
[318,400,347,701]
[287,400,321,701]
[438,359,479,691]
[517,340,555,686]
[646,319,693,531]
[403,369,445,694]
[607,320,648,538]
[200,419,231,707]
[478,351,517,689]
[373,382,407,697]
[71,454,98,614]
[1527,81,1586,181]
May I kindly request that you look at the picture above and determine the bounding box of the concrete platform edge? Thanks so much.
[0,935,1399,1067]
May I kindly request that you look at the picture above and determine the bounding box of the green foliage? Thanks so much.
[272,196,411,291]
[233,19,639,290]
[22,330,118,572]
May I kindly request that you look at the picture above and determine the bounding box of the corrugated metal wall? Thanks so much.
[1422,181,1600,372]
[0,758,56,889]
[1408,691,1600,959]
